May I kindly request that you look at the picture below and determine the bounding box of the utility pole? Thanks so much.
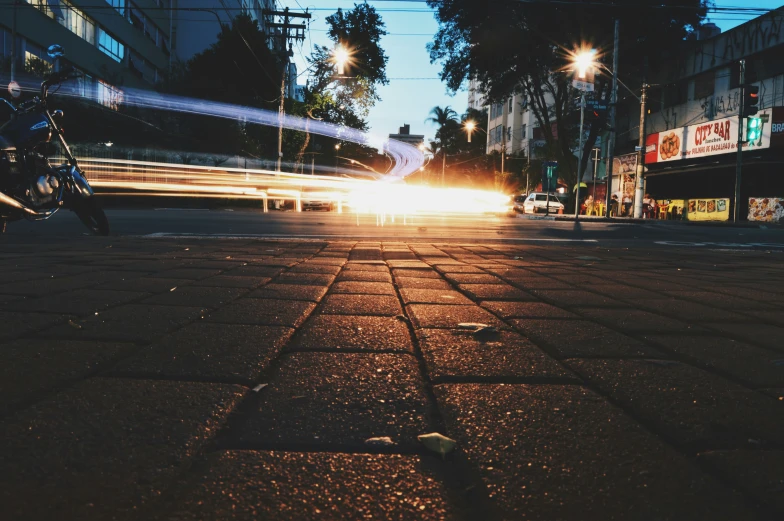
[10,0,17,82]
[575,92,585,217]
[501,100,507,179]
[526,138,531,194]
[633,81,648,218]
[592,147,600,200]
[734,59,745,222]
[605,19,620,218]
[265,7,311,172]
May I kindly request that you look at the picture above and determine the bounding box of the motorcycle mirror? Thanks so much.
[47,45,65,59]
[53,110,64,119]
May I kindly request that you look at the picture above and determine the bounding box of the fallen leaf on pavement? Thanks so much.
[418,432,456,459]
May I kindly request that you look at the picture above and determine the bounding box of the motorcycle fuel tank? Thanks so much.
[0,112,52,149]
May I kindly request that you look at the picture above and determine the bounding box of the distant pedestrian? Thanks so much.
[622,193,632,216]
[611,194,620,216]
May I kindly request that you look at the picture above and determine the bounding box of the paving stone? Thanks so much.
[506,278,574,290]
[152,268,225,280]
[567,359,784,450]
[189,275,271,288]
[330,281,397,295]
[698,450,784,515]
[509,319,659,358]
[0,311,73,341]
[142,286,247,308]
[387,261,432,269]
[434,383,756,521]
[741,309,784,327]
[233,353,433,448]
[394,277,453,290]
[207,298,315,327]
[528,289,626,308]
[458,284,535,301]
[290,315,413,352]
[10,288,147,316]
[116,323,293,383]
[575,308,703,333]
[99,276,192,293]
[642,335,784,388]
[289,263,342,275]
[481,301,578,319]
[247,283,328,302]
[0,275,102,297]
[406,304,506,329]
[320,294,402,316]
[162,451,459,521]
[274,272,336,286]
[303,257,346,265]
[759,388,784,401]
[0,339,136,416]
[662,291,777,311]
[632,298,750,322]
[443,273,504,285]
[416,329,575,382]
[342,263,390,272]
[434,265,485,274]
[392,268,443,279]
[399,288,474,305]
[336,270,393,282]
[40,304,204,343]
[226,265,285,277]
[0,377,245,521]
[702,323,784,353]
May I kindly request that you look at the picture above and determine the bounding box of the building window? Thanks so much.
[489,102,504,120]
[521,124,527,140]
[105,0,126,16]
[97,80,123,110]
[96,28,125,62]
[27,0,96,44]
[508,98,513,112]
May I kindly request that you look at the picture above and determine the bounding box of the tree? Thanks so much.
[308,2,389,120]
[426,0,707,188]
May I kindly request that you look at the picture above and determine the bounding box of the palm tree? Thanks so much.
[426,106,458,186]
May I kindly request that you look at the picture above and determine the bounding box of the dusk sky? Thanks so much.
[283,1,784,142]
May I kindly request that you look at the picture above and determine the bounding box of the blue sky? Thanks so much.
[282,1,784,142]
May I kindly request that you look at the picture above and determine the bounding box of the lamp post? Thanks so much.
[572,50,596,218]
[334,143,340,174]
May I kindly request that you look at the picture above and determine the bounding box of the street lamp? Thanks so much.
[464,120,476,143]
[334,143,341,174]
[571,48,596,218]
[332,44,353,76]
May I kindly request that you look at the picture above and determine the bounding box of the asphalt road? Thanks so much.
[5,207,784,248]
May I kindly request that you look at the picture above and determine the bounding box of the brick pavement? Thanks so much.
[0,236,783,520]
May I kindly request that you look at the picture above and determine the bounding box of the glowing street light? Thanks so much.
[570,48,597,219]
[332,44,352,76]
[464,120,477,143]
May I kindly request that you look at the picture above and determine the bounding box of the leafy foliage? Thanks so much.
[426,0,708,185]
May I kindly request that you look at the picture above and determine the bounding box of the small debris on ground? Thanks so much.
[252,384,268,392]
[418,432,456,459]
[365,436,396,447]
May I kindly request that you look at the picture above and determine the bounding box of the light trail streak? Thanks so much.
[7,75,423,177]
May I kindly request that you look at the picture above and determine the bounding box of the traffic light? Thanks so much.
[541,161,558,192]
[746,116,762,142]
[743,84,759,117]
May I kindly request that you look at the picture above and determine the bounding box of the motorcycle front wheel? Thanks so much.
[74,197,110,236]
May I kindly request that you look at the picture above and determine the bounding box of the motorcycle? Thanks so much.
[0,44,108,235]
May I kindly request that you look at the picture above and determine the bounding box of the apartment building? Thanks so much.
[171,0,276,63]
[1,0,173,106]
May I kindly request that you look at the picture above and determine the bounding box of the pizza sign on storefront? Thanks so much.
[645,109,772,164]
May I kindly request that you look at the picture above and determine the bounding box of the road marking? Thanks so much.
[142,232,599,242]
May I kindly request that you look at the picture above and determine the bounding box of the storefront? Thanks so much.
[638,107,784,220]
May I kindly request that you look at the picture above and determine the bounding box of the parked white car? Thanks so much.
[516,192,564,214]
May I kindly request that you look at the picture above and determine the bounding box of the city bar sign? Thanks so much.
[645,110,772,164]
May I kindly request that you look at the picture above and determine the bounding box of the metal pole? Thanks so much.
[575,92,585,217]
[526,138,531,194]
[10,0,17,82]
[501,100,507,179]
[633,82,648,218]
[605,19,620,218]
[734,59,745,222]
[276,67,286,172]
[441,151,446,187]
[592,147,599,207]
